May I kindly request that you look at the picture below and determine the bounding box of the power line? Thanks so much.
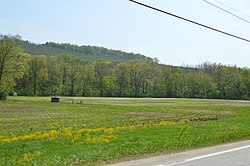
[212,0,250,20]
[129,0,250,43]
[203,0,250,24]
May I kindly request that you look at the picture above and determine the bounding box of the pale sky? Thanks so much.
[1,0,250,67]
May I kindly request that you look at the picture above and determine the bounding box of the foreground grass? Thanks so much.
[0,97,249,165]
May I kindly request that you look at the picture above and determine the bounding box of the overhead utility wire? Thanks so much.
[212,0,250,19]
[203,0,250,24]
[129,0,250,43]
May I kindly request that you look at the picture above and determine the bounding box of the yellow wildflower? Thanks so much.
[104,128,115,133]
[18,151,41,163]
[86,135,117,144]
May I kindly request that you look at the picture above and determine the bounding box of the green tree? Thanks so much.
[102,75,116,97]
[0,36,28,100]
[161,66,175,97]
[115,62,130,97]
[149,64,162,97]
[68,56,82,96]
[241,68,250,99]
[127,59,154,97]
[94,60,112,97]
[224,67,243,99]
[28,55,47,96]
[59,54,71,96]
[79,63,95,97]
[214,65,243,99]
[160,66,182,98]
[46,56,61,96]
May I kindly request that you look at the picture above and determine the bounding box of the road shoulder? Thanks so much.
[107,140,250,166]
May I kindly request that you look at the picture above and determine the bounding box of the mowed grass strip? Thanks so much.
[0,97,249,165]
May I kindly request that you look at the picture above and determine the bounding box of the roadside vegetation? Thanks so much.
[0,97,249,165]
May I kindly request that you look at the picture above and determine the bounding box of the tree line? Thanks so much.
[15,54,250,100]
[1,36,249,100]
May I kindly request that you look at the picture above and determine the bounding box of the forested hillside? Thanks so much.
[17,40,147,62]
[1,35,249,100]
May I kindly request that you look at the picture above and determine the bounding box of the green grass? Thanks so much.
[0,97,250,165]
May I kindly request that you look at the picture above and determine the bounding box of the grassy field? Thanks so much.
[0,97,250,165]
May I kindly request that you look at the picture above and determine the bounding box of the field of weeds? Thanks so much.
[0,97,250,165]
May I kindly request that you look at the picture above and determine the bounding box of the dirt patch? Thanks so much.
[188,114,230,122]
[124,111,231,122]
[124,112,176,120]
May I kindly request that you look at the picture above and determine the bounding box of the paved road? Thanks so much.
[108,140,250,166]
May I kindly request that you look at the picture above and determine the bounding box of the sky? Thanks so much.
[1,0,250,67]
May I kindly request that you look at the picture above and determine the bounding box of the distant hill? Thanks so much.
[17,40,148,62]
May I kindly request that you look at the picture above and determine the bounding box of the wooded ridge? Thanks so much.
[17,39,147,62]
[0,35,249,100]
